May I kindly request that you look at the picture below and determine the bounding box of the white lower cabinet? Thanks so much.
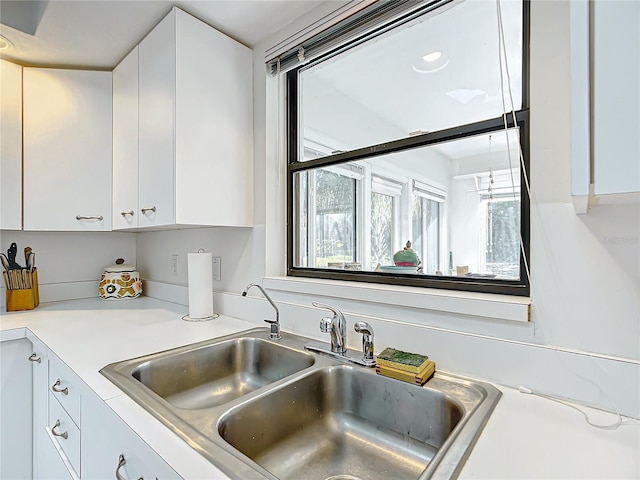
[48,391,82,475]
[34,428,73,480]
[23,343,181,480]
[81,391,180,479]
[46,352,83,477]
[29,335,71,480]
[0,337,33,479]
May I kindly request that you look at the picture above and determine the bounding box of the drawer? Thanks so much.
[48,392,81,476]
[49,354,81,425]
[81,393,180,479]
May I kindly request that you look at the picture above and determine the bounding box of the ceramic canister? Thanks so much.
[99,258,142,299]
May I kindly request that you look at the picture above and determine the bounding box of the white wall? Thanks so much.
[135,226,264,296]
[136,1,639,417]
[0,230,136,306]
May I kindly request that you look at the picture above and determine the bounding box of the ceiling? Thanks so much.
[0,0,325,69]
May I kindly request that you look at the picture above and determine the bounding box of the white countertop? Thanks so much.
[2,298,638,479]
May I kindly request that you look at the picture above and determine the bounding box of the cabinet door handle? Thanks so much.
[51,379,69,395]
[76,215,104,221]
[121,210,134,218]
[116,454,143,480]
[140,206,156,214]
[51,419,68,439]
[28,353,41,363]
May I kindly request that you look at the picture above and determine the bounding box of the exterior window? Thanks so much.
[285,0,530,296]
[296,168,358,267]
[371,192,394,267]
[370,175,402,268]
[483,195,521,278]
[314,169,356,267]
[413,194,442,275]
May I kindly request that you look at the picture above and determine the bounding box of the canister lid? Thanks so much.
[104,258,137,273]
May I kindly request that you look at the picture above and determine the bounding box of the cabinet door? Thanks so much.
[31,342,76,480]
[138,12,175,228]
[0,60,22,230]
[592,1,640,196]
[174,8,253,227]
[113,47,140,230]
[30,337,51,478]
[1,338,33,479]
[33,429,73,480]
[48,353,82,426]
[23,68,113,231]
[81,392,180,479]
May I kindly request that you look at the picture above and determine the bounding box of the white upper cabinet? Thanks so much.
[138,12,176,228]
[23,68,113,231]
[135,7,253,229]
[0,60,23,230]
[113,46,140,230]
[571,1,639,212]
[592,0,639,196]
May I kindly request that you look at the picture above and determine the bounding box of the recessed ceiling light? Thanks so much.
[0,35,14,50]
[412,51,449,73]
[422,51,442,62]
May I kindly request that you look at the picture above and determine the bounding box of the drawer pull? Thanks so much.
[141,206,156,214]
[76,215,104,221]
[51,419,68,439]
[28,353,42,363]
[116,454,143,480]
[121,210,134,218]
[52,379,69,395]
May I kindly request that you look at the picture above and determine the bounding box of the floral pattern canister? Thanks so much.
[99,258,142,299]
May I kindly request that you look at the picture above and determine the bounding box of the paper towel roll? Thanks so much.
[188,251,213,319]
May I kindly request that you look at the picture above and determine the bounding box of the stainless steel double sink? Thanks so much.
[100,328,501,480]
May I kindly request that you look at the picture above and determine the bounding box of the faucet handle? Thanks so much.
[319,316,333,333]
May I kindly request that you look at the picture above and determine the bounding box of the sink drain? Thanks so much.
[325,476,362,480]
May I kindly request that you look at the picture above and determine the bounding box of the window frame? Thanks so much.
[286,0,531,297]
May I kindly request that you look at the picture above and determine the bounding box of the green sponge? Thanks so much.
[376,347,429,373]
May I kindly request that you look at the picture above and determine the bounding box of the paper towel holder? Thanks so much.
[183,248,219,322]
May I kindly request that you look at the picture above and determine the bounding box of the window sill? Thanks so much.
[263,276,531,323]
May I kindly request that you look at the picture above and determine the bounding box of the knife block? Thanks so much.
[5,268,39,312]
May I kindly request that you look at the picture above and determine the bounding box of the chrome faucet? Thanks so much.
[354,321,375,364]
[312,302,347,354]
[241,283,281,340]
[305,303,376,367]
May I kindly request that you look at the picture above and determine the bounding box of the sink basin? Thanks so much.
[219,365,462,480]
[101,328,501,479]
[107,332,315,409]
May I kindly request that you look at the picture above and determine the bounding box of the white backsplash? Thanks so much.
[0,230,136,306]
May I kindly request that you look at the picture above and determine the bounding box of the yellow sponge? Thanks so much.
[376,360,436,385]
